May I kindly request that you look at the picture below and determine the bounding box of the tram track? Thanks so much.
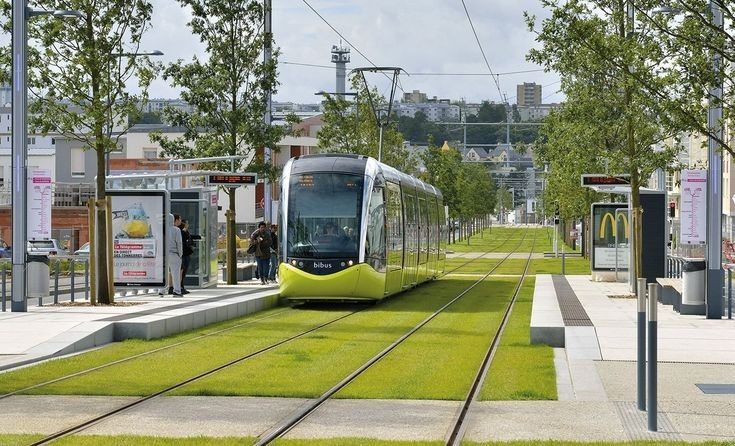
[253,226,534,445]
[446,225,537,445]
[23,226,533,445]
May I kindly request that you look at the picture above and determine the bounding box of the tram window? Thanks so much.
[385,182,403,268]
[287,173,363,259]
[366,184,386,271]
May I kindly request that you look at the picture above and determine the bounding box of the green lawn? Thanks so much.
[481,277,557,400]
[2,306,350,396]
[337,277,519,400]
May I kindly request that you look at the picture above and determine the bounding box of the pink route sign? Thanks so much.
[680,169,707,245]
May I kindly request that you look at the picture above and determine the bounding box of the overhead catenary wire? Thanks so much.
[281,61,545,78]
[460,0,505,102]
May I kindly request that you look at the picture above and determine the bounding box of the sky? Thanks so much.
[142,0,562,105]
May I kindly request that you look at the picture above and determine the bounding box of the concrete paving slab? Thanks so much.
[0,395,134,434]
[82,396,308,437]
[285,399,460,441]
[464,401,627,442]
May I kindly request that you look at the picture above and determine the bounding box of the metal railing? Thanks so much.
[0,255,90,310]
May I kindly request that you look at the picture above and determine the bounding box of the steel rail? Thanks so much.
[446,227,538,445]
[254,226,533,445]
[29,307,366,446]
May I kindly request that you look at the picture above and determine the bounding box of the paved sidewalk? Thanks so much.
[0,280,279,371]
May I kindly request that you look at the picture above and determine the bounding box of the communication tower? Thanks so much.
[331,43,350,96]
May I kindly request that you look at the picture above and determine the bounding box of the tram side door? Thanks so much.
[401,188,418,288]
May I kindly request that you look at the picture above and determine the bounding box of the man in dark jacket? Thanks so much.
[179,219,194,294]
[268,224,279,282]
[250,222,272,285]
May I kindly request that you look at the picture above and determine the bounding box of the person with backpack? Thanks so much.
[250,222,272,285]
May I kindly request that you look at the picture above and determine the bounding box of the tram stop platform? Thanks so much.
[522,274,735,442]
[0,281,280,372]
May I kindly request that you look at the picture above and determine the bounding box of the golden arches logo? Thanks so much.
[599,212,629,239]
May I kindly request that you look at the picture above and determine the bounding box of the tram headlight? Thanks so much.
[347,260,354,266]
[291,259,297,266]
[340,262,345,267]
[298,261,304,268]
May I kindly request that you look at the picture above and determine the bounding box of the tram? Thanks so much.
[278,154,446,301]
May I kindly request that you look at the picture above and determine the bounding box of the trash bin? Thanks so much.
[682,258,706,306]
[27,254,50,298]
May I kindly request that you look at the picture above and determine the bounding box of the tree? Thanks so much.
[29,0,156,304]
[151,0,283,285]
[496,187,514,223]
[527,0,684,281]
[457,162,496,225]
[420,140,463,219]
[317,76,417,173]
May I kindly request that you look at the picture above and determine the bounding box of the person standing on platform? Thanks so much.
[160,213,183,296]
[268,224,279,283]
[250,222,272,285]
[179,219,194,294]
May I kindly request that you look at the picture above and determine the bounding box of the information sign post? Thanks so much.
[680,169,707,245]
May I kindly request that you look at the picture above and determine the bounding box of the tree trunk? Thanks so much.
[96,148,112,304]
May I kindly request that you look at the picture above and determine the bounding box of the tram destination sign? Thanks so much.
[208,173,257,186]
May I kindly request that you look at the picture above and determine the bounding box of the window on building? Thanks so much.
[51,138,55,145]
[143,149,158,160]
[71,148,85,177]
[27,137,35,145]
[0,165,4,187]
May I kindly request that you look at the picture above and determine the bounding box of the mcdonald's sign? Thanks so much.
[591,203,630,271]
[598,212,630,239]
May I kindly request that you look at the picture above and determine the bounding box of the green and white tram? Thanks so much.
[279,154,446,301]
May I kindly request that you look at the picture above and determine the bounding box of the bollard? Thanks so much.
[1,268,5,312]
[637,278,647,411]
[562,242,566,275]
[54,261,60,305]
[70,258,75,303]
[84,259,89,301]
[647,282,659,432]
[729,269,732,320]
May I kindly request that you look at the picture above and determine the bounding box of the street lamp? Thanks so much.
[106,50,164,175]
[11,4,82,312]
[655,2,723,319]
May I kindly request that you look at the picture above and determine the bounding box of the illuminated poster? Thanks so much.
[591,203,629,271]
[28,169,52,240]
[680,169,706,245]
[109,190,168,287]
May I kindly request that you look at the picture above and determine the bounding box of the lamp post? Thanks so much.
[106,50,164,175]
[11,4,81,312]
[654,2,724,318]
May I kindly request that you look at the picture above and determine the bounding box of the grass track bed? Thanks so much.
[3,307,350,396]
[449,227,573,254]
[0,307,291,395]
[337,277,519,400]
[171,278,477,397]
[480,277,557,400]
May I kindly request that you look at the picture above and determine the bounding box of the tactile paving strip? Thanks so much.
[614,401,681,441]
[552,274,593,326]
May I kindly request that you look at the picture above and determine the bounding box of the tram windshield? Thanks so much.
[287,173,363,259]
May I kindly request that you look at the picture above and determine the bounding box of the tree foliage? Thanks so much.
[25,0,156,304]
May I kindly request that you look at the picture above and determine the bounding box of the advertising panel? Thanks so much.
[28,169,52,240]
[591,203,630,271]
[680,169,706,245]
[109,190,168,287]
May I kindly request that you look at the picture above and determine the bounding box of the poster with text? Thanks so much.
[591,203,629,270]
[28,169,52,240]
[680,169,707,245]
[109,190,168,287]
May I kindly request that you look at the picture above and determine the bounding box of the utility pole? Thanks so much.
[263,0,273,224]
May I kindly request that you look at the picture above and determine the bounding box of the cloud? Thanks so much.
[141,0,562,104]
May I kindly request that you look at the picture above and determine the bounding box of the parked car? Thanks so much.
[74,242,90,256]
[27,239,66,256]
[0,239,10,258]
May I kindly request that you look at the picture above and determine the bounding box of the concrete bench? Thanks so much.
[656,277,682,307]
[222,263,257,282]
[530,275,565,347]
